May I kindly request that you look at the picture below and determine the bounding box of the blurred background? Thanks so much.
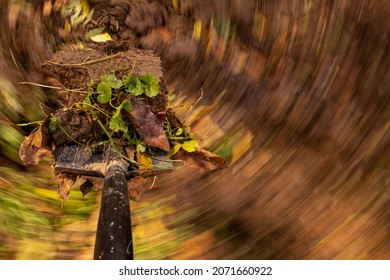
[0,0,389,259]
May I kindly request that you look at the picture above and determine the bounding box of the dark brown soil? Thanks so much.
[43,49,163,92]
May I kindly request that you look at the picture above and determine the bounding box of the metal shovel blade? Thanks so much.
[53,144,174,177]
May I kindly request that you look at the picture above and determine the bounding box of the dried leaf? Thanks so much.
[126,95,170,151]
[79,179,94,197]
[173,148,228,170]
[55,172,77,203]
[128,177,150,202]
[126,146,135,161]
[19,118,52,165]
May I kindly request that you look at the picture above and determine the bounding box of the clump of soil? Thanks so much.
[20,48,227,202]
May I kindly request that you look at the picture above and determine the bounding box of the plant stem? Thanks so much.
[97,119,139,166]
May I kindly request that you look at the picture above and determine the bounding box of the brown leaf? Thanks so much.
[173,148,228,171]
[19,118,52,165]
[126,95,170,151]
[55,172,77,203]
[79,179,94,197]
[125,146,135,161]
[127,177,152,202]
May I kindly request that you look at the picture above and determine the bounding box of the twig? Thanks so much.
[46,53,123,67]
[19,82,88,94]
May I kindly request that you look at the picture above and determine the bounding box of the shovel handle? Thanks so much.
[94,160,133,260]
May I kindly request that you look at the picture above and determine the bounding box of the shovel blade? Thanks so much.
[53,144,173,178]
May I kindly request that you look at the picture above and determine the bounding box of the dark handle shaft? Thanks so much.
[94,160,133,260]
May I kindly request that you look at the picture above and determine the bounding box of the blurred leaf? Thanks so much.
[90,33,112,42]
[193,20,202,40]
[86,27,105,38]
[174,148,228,170]
[0,124,24,162]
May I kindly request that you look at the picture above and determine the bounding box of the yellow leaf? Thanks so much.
[175,128,183,136]
[64,19,71,32]
[172,0,178,11]
[192,20,202,41]
[182,140,199,153]
[90,32,112,42]
[136,152,153,170]
[80,0,90,14]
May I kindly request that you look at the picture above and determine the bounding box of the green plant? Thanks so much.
[48,72,200,159]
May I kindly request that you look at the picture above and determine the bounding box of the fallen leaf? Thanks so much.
[128,177,151,202]
[55,172,77,204]
[19,117,52,165]
[136,152,153,170]
[125,95,170,151]
[126,146,135,161]
[90,32,112,42]
[79,179,94,197]
[173,148,228,170]
[181,140,200,152]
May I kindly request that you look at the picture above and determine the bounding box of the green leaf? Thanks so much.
[109,100,130,134]
[101,74,122,89]
[120,100,131,112]
[109,113,127,134]
[181,140,199,153]
[136,143,146,153]
[49,116,59,132]
[124,76,144,96]
[97,82,112,104]
[139,73,159,97]
[167,144,182,157]
[82,95,91,109]
[87,27,105,38]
